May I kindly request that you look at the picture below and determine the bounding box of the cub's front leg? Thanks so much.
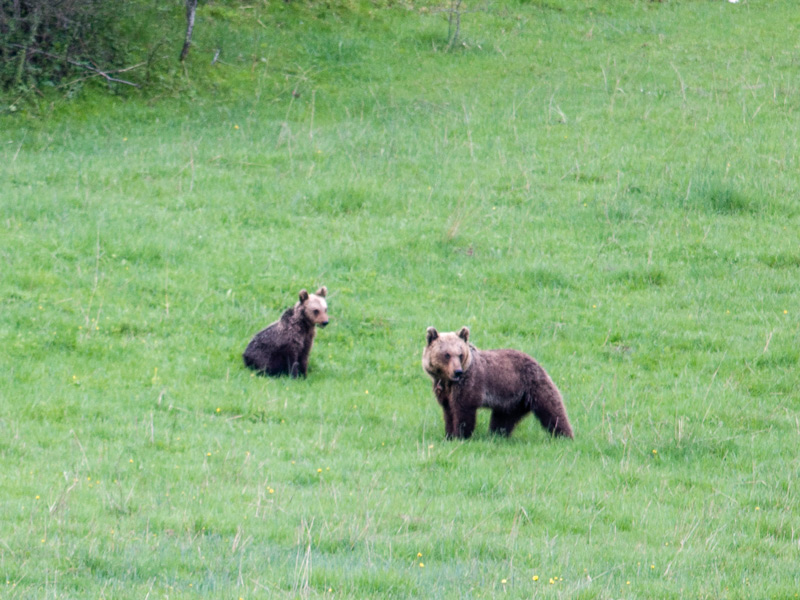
[288,351,302,378]
[297,353,309,378]
[297,339,313,378]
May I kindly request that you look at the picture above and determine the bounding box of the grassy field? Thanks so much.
[2,0,799,598]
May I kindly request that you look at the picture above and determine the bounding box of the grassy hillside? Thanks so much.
[2,1,799,598]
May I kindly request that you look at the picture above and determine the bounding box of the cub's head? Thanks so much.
[298,286,329,327]
[422,326,472,383]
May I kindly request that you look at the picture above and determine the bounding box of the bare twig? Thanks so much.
[447,0,464,49]
[12,130,26,162]
[762,330,774,353]
[8,44,142,86]
[671,62,687,103]
[427,0,484,50]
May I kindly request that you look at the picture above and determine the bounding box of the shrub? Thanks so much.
[0,0,139,92]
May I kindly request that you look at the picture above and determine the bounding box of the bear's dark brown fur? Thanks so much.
[422,326,573,439]
[243,287,329,377]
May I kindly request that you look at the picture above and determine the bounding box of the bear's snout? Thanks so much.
[452,368,464,382]
[319,320,329,328]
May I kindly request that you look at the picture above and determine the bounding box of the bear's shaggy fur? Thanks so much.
[422,326,573,439]
[243,287,329,377]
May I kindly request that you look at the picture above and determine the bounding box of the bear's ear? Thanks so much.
[458,327,470,342]
[298,289,309,303]
[426,327,439,345]
[315,286,327,297]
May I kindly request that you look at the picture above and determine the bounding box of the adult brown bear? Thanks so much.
[422,326,573,439]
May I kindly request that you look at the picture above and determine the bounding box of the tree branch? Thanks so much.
[8,43,142,87]
[180,0,198,62]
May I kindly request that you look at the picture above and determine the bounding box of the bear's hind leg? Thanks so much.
[242,351,259,371]
[531,396,573,438]
[489,405,530,437]
[264,353,287,376]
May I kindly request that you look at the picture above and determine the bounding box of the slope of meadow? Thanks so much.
[1,1,799,598]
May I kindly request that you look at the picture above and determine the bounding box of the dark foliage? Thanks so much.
[0,0,135,91]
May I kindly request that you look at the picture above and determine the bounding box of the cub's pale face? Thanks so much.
[298,286,329,327]
[304,294,329,327]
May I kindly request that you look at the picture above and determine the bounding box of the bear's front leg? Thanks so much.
[297,340,313,378]
[289,358,301,378]
[441,406,456,438]
[433,381,455,438]
[297,354,309,378]
[451,406,477,439]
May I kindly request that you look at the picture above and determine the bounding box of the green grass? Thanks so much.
[2,0,800,598]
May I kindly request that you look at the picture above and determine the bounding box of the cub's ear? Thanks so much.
[426,327,439,345]
[315,286,327,297]
[458,326,470,342]
[298,289,309,303]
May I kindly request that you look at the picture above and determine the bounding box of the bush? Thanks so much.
[0,0,141,92]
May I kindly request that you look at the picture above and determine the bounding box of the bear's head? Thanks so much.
[298,286,329,327]
[422,326,472,384]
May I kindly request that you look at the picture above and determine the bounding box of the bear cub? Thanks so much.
[422,326,573,439]
[243,287,329,377]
